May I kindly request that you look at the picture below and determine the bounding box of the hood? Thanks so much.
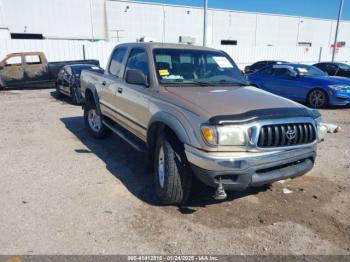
[303,75,350,85]
[165,85,307,119]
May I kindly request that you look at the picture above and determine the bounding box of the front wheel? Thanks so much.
[308,89,329,108]
[154,132,192,205]
[84,102,111,139]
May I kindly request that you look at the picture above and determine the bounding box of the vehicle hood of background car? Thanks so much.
[165,85,308,119]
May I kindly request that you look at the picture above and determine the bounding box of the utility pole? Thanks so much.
[203,0,208,46]
[332,0,344,62]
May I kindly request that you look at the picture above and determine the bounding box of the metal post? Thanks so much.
[332,0,344,62]
[203,0,208,46]
[318,47,323,62]
[82,44,86,60]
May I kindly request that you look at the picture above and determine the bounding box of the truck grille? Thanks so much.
[257,123,316,148]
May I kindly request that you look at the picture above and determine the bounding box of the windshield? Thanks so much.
[337,63,350,71]
[153,49,248,86]
[294,65,327,77]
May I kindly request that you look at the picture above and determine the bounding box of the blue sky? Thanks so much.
[134,0,350,20]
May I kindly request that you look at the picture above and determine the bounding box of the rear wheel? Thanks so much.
[84,102,111,139]
[154,132,192,205]
[308,89,329,108]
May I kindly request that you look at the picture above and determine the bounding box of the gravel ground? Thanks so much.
[0,89,349,255]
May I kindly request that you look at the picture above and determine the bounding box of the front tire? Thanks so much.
[307,89,329,108]
[154,132,192,205]
[84,102,111,139]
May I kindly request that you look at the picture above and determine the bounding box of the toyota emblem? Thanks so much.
[286,129,296,140]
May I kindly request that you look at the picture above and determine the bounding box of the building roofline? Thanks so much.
[108,0,350,23]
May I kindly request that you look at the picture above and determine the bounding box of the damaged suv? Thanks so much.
[80,43,324,205]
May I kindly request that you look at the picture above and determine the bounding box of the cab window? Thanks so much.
[125,48,149,79]
[25,55,41,65]
[109,47,127,77]
[5,56,22,67]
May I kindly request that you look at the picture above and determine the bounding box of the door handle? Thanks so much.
[102,81,107,86]
[117,87,123,94]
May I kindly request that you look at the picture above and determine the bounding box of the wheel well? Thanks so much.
[85,89,94,104]
[147,122,180,154]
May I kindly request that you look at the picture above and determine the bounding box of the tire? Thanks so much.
[307,89,329,108]
[154,132,192,205]
[84,101,111,139]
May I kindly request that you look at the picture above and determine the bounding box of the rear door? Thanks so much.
[115,48,150,140]
[99,47,127,122]
[0,55,24,87]
[23,54,50,86]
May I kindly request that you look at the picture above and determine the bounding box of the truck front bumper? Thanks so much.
[185,145,316,190]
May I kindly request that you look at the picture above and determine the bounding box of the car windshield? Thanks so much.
[153,49,248,86]
[337,63,350,71]
[294,65,327,77]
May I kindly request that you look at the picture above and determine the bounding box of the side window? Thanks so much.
[5,56,22,66]
[251,62,265,71]
[125,48,149,78]
[260,66,273,75]
[109,48,127,77]
[25,55,41,65]
[273,68,291,77]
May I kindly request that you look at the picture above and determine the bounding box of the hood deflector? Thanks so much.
[209,107,320,125]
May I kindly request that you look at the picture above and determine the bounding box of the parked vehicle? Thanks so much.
[56,64,104,104]
[0,52,99,90]
[80,43,323,205]
[248,63,350,108]
[313,62,350,78]
[244,60,287,74]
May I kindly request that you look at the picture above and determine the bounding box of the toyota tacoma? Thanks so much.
[80,43,324,205]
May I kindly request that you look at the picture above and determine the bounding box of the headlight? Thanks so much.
[329,85,350,91]
[315,118,327,142]
[201,125,247,146]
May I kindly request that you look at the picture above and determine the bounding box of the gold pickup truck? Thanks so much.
[80,42,325,205]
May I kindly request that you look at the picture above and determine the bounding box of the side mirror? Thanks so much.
[289,70,298,78]
[126,69,149,87]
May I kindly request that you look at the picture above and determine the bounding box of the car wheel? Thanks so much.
[84,101,111,139]
[154,132,192,205]
[308,89,329,108]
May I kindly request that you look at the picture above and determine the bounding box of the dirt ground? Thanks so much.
[0,88,349,255]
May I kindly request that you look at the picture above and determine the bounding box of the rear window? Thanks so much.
[25,55,41,65]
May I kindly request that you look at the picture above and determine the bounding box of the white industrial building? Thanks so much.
[0,0,349,48]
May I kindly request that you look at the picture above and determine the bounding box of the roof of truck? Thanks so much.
[116,42,221,51]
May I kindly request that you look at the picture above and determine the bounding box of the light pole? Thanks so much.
[203,0,208,46]
[332,0,344,62]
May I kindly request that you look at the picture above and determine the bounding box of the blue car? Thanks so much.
[248,63,350,108]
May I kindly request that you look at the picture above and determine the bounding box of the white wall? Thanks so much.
[0,39,349,70]
[1,0,106,40]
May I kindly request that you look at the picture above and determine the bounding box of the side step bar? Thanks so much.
[102,119,148,153]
